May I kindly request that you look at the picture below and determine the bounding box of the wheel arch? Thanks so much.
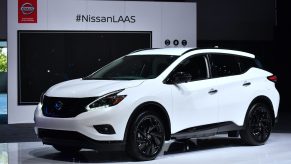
[124,101,171,141]
[245,95,275,126]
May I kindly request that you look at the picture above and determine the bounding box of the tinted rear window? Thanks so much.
[210,54,240,78]
[239,57,256,73]
[238,56,264,73]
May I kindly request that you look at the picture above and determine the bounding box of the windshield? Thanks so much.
[84,55,178,80]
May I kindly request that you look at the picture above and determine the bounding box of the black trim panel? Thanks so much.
[171,121,243,140]
[38,128,125,151]
[275,115,279,124]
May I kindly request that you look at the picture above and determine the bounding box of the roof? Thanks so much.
[193,49,255,58]
[128,47,194,56]
[128,47,255,58]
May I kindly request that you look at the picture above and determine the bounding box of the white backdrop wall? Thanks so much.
[8,0,196,123]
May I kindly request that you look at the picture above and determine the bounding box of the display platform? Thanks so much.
[0,133,290,164]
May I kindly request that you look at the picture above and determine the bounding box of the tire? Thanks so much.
[53,145,81,154]
[126,111,165,161]
[240,103,273,146]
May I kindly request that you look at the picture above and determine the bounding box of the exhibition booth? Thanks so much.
[1,0,291,163]
[8,0,196,123]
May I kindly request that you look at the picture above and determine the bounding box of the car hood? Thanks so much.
[45,78,144,98]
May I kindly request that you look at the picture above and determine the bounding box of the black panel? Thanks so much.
[38,128,85,140]
[171,122,242,140]
[18,31,152,105]
[38,128,125,151]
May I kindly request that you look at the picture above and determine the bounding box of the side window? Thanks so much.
[210,54,240,78]
[239,57,256,73]
[173,55,208,81]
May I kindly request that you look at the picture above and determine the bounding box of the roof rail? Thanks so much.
[193,46,221,50]
[181,48,199,55]
[180,47,247,55]
[129,48,159,54]
[194,47,249,52]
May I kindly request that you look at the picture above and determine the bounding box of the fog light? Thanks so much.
[93,124,116,134]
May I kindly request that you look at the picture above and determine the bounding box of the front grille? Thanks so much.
[41,96,97,118]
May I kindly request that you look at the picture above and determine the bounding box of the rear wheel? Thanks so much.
[127,111,165,161]
[240,103,273,145]
[53,145,81,154]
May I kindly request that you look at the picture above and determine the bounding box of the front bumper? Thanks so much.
[34,102,132,143]
[38,128,125,151]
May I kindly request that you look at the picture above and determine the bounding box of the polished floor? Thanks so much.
[0,133,291,164]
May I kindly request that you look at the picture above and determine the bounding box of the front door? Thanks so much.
[170,55,219,133]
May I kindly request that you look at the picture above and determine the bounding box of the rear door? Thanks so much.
[208,53,248,125]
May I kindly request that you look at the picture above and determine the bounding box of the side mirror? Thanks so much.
[171,72,192,84]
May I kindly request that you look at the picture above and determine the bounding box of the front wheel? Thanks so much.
[127,111,165,161]
[240,103,273,145]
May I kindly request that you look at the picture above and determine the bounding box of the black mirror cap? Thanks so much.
[171,72,192,84]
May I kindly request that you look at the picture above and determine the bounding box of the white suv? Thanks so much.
[34,48,280,161]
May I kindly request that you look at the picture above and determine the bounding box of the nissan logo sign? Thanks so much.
[21,3,35,15]
[54,101,63,111]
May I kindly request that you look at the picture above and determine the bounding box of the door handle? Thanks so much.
[243,81,251,87]
[208,88,218,95]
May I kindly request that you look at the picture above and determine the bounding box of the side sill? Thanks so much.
[171,121,243,140]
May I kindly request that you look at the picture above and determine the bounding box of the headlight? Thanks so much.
[86,89,126,111]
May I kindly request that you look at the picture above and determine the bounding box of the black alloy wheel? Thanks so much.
[240,103,273,145]
[127,111,165,161]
